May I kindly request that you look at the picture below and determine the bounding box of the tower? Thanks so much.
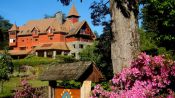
[9,24,18,47]
[67,5,80,23]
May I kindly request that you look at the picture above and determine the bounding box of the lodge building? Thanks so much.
[8,5,96,59]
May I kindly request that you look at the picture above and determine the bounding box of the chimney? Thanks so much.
[56,11,63,24]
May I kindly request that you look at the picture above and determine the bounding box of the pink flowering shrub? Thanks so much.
[91,53,175,98]
[14,79,44,98]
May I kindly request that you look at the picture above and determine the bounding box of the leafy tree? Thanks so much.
[93,31,100,39]
[79,41,101,63]
[0,15,12,48]
[141,0,175,51]
[96,21,113,79]
[0,50,12,93]
[139,28,158,55]
[57,0,140,73]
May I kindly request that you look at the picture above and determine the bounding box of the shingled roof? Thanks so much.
[39,61,104,82]
[35,42,69,51]
[9,50,32,55]
[67,5,79,17]
[9,5,92,37]
[17,18,68,36]
[9,24,18,31]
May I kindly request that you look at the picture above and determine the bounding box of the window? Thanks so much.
[34,29,38,34]
[79,44,84,48]
[73,44,76,48]
[9,39,15,43]
[49,36,53,40]
[80,29,85,34]
[72,53,75,57]
[48,28,52,33]
[32,46,36,49]
[20,47,26,50]
[35,38,38,41]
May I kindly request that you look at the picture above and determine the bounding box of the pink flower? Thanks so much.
[91,53,175,98]
[152,55,164,66]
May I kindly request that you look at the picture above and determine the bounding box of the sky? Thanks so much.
[0,0,104,35]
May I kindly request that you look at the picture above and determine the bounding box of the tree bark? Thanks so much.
[110,0,139,73]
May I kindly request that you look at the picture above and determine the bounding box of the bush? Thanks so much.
[14,79,46,98]
[57,80,81,89]
[56,55,76,63]
[12,56,56,69]
[91,53,175,98]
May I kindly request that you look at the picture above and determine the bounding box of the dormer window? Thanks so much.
[48,28,52,33]
[80,29,85,34]
[32,27,40,35]
[47,27,54,36]
[34,29,38,34]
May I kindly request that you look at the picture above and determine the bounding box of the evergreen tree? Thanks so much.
[141,0,175,51]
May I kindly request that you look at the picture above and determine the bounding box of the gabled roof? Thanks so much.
[66,21,96,38]
[17,18,68,36]
[9,24,18,31]
[67,5,79,17]
[67,21,86,36]
[8,50,31,55]
[39,61,104,82]
[31,27,40,32]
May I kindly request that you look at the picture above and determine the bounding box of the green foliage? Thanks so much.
[57,80,81,89]
[0,77,47,97]
[141,0,175,50]
[56,55,76,63]
[96,22,113,80]
[0,77,19,97]
[0,15,12,49]
[157,47,175,60]
[0,16,12,32]
[92,81,110,91]
[0,50,13,93]
[79,41,101,63]
[139,29,157,51]
[12,56,56,69]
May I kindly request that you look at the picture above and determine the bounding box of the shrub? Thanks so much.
[14,79,45,98]
[56,55,76,63]
[91,53,175,98]
[12,56,56,69]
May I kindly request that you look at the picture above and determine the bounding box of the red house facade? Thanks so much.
[8,5,96,59]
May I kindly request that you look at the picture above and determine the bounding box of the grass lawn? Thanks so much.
[0,77,48,98]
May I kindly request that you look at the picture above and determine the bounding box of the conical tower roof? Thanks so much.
[67,5,79,17]
[9,24,18,31]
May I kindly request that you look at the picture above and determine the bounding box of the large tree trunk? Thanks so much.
[110,0,139,73]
